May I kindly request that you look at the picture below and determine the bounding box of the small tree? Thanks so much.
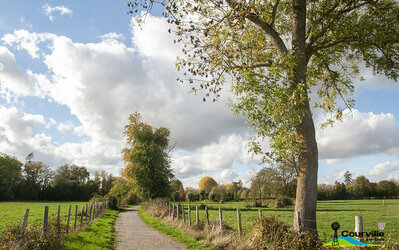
[199,176,218,194]
[122,112,174,200]
[178,184,185,201]
[344,171,353,186]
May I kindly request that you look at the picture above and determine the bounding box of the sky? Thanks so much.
[0,0,399,188]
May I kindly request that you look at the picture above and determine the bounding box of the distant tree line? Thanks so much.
[167,169,399,204]
[317,171,399,200]
[0,152,115,201]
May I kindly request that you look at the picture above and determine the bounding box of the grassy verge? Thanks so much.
[62,208,125,250]
[138,208,209,250]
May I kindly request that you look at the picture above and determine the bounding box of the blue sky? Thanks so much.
[0,0,399,187]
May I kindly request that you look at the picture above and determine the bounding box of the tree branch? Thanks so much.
[307,0,371,56]
[230,62,273,70]
[225,0,288,55]
[271,0,281,27]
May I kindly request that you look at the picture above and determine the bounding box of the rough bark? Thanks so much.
[291,0,319,234]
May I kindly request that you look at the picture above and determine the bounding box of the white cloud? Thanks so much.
[131,16,182,65]
[317,109,399,161]
[42,4,73,22]
[99,33,125,43]
[0,105,121,171]
[0,46,50,98]
[172,134,258,186]
[319,170,347,185]
[57,122,73,133]
[366,160,399,181]
[1,30,55,58]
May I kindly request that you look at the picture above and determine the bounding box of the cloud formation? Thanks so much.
[0,16,249,185]
[1,14,399,187]
[42,4,73,21]
[317,109,399,161]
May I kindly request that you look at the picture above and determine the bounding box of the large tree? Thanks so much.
[23,160,53,200]
[122,112,174,200]
[128,0,399,233]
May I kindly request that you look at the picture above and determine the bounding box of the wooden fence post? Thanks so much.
[89,203,93,221]
[81,205,84,225]
[177,204,179,220]
[43,206,49,233]
[196,205,199,226]
[172,204,175,218]
[66,205,71,232]
[85,204,88,223]
[258,209,262,218]
[22,208,29,233]
[205,206,210,225]
[182,205,185,223]
[74,205,78,229]
[237,208,242,236]
[188,205,192,225]
[57,205,61,227]
[355,216,363,242]
[219,207,223,234]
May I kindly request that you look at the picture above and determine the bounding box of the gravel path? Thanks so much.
[115,206,186,250]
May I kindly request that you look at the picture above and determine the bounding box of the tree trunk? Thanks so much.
[291,0,319,234]
[294,100,318,234]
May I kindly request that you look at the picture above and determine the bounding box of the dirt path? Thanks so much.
[115,206,186,250]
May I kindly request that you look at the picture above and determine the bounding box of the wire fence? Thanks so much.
[0,201,109,234]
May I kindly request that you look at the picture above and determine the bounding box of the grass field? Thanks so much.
[0,201,89,229]
[172,199,399,243]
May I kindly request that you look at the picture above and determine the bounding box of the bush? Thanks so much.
[186,191,196,202]
[89,194,105,203]
[254,201,268,207]
[274,196,293,208]
[107,195,118,209]
[250,216,321,249]
[0,221,66,249]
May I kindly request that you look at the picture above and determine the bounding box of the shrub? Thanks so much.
[254,201,269,207]
[0,221,66,249]
[250,216,321,249]
[186,191,196,202]
[107,195,118,209]
[274,196,293,208]
[89,194,105,203]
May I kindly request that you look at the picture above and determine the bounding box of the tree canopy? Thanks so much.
[122,112,174,200]
[199,176,218,193]
[0,153,23,200]
[128,0,399,233]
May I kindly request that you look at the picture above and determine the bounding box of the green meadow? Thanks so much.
[0,201,89,229]
[172,199,399,243]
